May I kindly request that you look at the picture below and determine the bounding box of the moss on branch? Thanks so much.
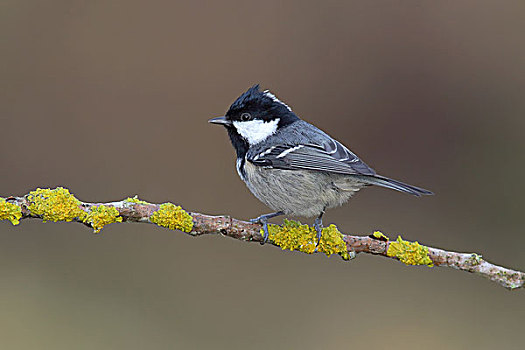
[0,197,22,225]
[1,186,523,290]
[150,203,194,233]
[27,187,86,222]
[387,236,433,267]
[83,205,123,233]
[266,219,349,259]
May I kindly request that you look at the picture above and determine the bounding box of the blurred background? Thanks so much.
[1,1,524,349]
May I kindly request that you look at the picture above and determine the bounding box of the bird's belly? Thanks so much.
[243,162,363,217]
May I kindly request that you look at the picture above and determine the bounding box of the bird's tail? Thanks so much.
[354,175,433,197]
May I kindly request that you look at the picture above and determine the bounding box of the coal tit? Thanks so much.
[209,85,432,244]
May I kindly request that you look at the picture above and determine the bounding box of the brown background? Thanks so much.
[1,1,524,349]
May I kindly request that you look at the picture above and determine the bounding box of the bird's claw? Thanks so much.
[251,211,284,245]
[250,215,270,245]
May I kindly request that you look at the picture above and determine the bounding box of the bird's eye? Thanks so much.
[240,113,252,121]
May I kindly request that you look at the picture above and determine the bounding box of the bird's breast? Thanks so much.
[241,162,361,217]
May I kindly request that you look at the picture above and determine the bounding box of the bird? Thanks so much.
[209,84,432,244]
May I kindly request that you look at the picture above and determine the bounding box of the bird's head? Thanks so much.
[209,85,299,155]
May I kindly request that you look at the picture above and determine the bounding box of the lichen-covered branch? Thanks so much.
[1,187,524,290]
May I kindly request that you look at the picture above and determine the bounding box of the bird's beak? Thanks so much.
[208,116,232,126]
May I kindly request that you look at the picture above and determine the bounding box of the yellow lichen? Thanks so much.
[0,198,22,225]
[83,205,123,233]
[27,187,86,222]
[372,231,389,241]
[266,220,349,259]
[124,195,149,205]
[150,203,194,233]
[387,236,433,267]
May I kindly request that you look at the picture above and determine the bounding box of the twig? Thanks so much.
[1,189,523,291]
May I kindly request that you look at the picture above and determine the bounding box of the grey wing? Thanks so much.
[248,138,376,176]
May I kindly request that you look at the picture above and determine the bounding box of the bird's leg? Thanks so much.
[250,211,284,245]
[314,210,325,246]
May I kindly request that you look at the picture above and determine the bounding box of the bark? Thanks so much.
[3,194,524,291]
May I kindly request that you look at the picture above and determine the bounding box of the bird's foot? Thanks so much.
[251,216,270,244]
[314,215,323,247]
[250,211,284,245]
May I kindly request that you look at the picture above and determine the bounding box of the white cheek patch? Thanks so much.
[233,119,280,145]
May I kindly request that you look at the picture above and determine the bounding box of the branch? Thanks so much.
[1,187,523,290]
